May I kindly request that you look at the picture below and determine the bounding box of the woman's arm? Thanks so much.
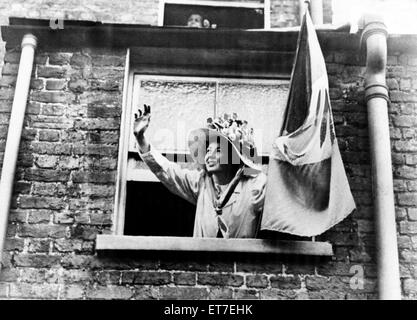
[134,105,202,204]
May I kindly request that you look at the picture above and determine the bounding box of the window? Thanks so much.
[96,48,333,256]
[122,75,288,237]
[159,0,270,29]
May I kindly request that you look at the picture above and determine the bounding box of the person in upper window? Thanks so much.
[133,105,266,239]
[186,13,203,28]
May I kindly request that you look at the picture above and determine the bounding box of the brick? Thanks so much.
[38,66,67,78]
[69,225,99,240]
[4,51,21,63]
[31,142,72,155]
[68,198,113,211]
[46,80,66,90]
[397,193,417,206]
[122,271,171,285]
[27,116,73,130]
[197,273,243,287]
[270,276,301,289]
[68,78,89,93]
[19,224,68,238]
[28,239,51,253]
[246,274,269,288]
[86,105,121,118]
[77,91,120,106]
[208,287,233,299]
[408,208,417,221]
[357,220,374,233]
[233,288,259,299]
[49,53,72,65]
[27,102,41,114]
[159,287,208,300]
[32,182,70,197]
[19,196,66,210]
[91,55,125,67]
[391,115,417,127]
[19,268,59,283]
[2,63,19,75]
[89,213,112,226]
[399,221,417,234]
[9,283,60,299]
[14,254,61,268]
[0,88,15,101]
[72,170,116,184]
[60,285,84,299]
[42,104,65,116]
[79,184,115,198]
[70,53,92,68]
[87,131,120,144]
[3,238,25,252]
[394,140,417,152]
[28,210,52,223]
[73,119,120,130]
[403,279,417,295]
[35,54,48,65]
[24,168,70,182]
[72,144,118,157]
[132,286,159,300]
[94,271,121,285]
[173,272,196,286]
[14,181,32,195]
[305,276,349,292]
[400,249,417,263]
[85,285,133,300]
[31,91,69,103]
[390,91,417,102]
[60,269,93,283]
[53,212,75,224]
[35,155,59,168]
[31,79,44,90]
[39,130,60,142]
[90,79,120,91]
[0,268,19,282]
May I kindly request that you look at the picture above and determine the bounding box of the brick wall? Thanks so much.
[0,34,416,299]
[0,0,310,71]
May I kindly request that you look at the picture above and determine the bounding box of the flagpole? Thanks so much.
[360,14,402,300]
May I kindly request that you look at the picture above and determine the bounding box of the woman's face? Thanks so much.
[204,141,229,173]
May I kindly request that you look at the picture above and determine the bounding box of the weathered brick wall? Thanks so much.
[0,37,416,299]
[0,0,310,71]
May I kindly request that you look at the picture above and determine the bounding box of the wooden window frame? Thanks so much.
[95,48,334,257]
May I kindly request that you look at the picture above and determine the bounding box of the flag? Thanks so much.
[260,11,356,237]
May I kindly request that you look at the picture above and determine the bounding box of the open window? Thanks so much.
[123,75,288,237]
[96,45,334,256]
[159,0,269,29]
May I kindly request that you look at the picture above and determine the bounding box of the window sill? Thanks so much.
[96,235,333,256]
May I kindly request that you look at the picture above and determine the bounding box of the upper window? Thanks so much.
[159,0,269,29]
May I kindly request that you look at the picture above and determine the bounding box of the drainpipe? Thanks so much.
[0,34,37,271]
[360,15,402,300]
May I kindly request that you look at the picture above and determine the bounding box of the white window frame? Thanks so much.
[115,72,288,234]
[101,48,333,256]
[158,0,271,29]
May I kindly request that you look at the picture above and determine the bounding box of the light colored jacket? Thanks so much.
[139,145,267,238]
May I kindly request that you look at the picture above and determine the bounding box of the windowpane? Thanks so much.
[129,79,216,153]
[216,81,288,155]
